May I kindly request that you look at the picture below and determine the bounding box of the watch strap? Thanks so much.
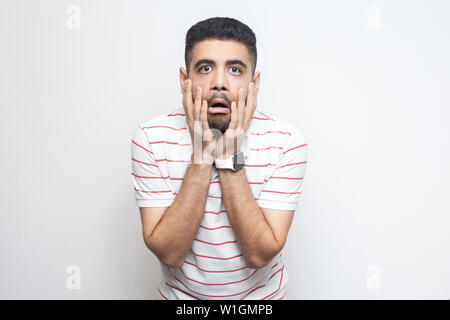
[214,155,234,170]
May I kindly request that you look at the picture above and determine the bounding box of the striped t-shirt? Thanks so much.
[130,106,308,300]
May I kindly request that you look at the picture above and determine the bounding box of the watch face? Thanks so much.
[233,152,245,170]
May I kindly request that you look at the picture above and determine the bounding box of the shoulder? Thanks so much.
[138,107,186,130]
[249,108,308,146]
[133,107,188,140]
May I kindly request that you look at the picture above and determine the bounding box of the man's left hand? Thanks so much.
[216,81,258,160]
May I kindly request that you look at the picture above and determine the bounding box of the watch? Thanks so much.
[214,151,245,171]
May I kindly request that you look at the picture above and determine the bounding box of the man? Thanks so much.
[130,17,308,300]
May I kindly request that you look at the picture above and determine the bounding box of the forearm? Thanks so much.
[148,158,212,267]
[218,168,280,268]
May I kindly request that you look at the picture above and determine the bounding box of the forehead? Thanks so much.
[192,39,250,63]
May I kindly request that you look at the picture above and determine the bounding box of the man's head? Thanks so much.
[179,17,260,133]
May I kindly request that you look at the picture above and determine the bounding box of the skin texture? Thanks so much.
[140,39,294,269]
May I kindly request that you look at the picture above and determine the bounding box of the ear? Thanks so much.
[179,67,189,94]
[252,71,261,95]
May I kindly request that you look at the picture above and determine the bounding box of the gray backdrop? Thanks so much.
[1,0,449,299]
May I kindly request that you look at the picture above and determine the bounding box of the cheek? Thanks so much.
[190,80,207,98]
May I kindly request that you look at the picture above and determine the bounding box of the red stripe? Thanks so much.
[249,146,283,151]
[200,225,231,231]
[183,260,248,273]
[256,110,275,120]
[149,141,190,146]
[131,173,162,179]
[270,176,304,180]
[251,116,274,120]
[144,125,187,131]
[268,266,283,281]
[131,173,184,181]
[168,261,280,298]
[165,282,201,300]
[179,268,259,286]
[131,157,157,167]
[250,131,291,136]
[248,177,303,183]
[167,111,186,117]
[169,269,268,298]
[131,140,153,154]
[134,187,176,195]
[245,163,276,168]
[281,144,308,155]
[279,291,287,300]
[204,210,227,215]
[276,161,307,169]
[248,180,267,185]
[155,158,191,163]
[190,249,242,260]
[251,110,275,121]
[261,265,284,300]
[260,190,301,195]
[248,284,266,295]
[208,195,223,199]
[194,238,237,246]
[158,288,168,300]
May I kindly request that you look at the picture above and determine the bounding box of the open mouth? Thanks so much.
[208,99,230,114]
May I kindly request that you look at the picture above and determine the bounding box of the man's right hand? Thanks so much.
[182,79,216,165]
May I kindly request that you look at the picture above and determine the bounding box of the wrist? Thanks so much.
[217,166,245,176]
[215,152,233,160]
[214,151,245,171]
[190,154,213,170]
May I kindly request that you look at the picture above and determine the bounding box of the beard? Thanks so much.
[208,114,230,135]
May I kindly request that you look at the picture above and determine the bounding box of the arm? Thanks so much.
[218,168,294,269]
[140,80,216,268]
[215,82,302,269]
[141,157,212,268]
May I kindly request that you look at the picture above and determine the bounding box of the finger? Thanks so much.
[183,79,194,119]
[245,82,257,119]
[229,101,238,130]
[238,87,245,128]
[193,86,202,121]
[200,99,209,130]
[201,100,215,143]
[252,82,258,111]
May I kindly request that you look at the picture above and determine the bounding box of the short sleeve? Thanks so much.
[130,125,176,208]
[256,126,308,211]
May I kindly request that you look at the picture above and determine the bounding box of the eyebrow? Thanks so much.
[193,58,247,71]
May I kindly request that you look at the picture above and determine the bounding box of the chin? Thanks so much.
[208,116,230,134]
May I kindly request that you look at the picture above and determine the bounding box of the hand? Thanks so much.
[181,79,216,165]
[216,82,258,160]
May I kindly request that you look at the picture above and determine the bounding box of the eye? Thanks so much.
[199,65,212,73]
[230,66,241,75]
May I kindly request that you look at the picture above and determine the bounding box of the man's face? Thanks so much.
[180,39,260,133]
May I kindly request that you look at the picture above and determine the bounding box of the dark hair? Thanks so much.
[185,17,257,76]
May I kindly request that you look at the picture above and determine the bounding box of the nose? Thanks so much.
[211,68,228,93]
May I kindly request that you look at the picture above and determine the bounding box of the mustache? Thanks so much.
[207,93,232,106]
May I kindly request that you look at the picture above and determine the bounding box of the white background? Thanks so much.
[0,0,449,299]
